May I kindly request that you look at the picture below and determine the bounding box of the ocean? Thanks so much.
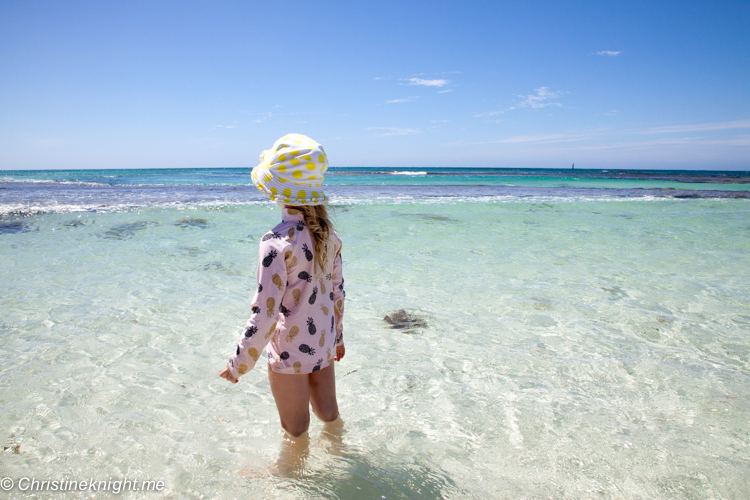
[1,167,749,498]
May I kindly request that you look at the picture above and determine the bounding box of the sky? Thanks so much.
[1,0,749,170]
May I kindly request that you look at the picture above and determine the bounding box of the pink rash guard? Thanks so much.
[228,207,345,378]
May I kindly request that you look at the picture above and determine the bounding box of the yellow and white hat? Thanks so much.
[251,133,329,206]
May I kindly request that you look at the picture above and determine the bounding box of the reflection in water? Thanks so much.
[318,416,346,456]
[239,417,460,498]
[240,417,346,479]
[271,430,311,478]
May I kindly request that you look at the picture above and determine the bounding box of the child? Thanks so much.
[220,133,346,439]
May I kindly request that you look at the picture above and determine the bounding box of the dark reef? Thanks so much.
[175,218,210,228]
[383,309,428,332]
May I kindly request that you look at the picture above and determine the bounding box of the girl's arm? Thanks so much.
[226,234,290,380]
[331,238,345,351]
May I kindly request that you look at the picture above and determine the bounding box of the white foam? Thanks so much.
[0,200,271,216]
[0,178,108,187]
[389,171,427,176]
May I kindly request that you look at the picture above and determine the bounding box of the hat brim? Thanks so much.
[252,163,328,206]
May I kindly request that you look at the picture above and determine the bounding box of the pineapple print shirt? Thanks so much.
[228,207,345,378]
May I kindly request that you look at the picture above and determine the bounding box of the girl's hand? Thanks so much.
[220,363,239,384]
[335,345,345,361]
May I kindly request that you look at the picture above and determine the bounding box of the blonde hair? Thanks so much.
[288,205,334,273]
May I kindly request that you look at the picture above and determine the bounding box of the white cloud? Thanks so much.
[639,119,750,134]
[571,135,750,151]
[437,89,454,94]
[474,87,565,116]
[516,87,565,109]
[408,78,449,87]
[489,131,602,144]
[595,51,622,56]
[473,121,750,150]
[474,110,504,118]
[368,127,421,136]
[252,112,275,123]
[387,97,418,103]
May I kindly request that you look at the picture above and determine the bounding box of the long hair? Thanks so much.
[289,205,334,273]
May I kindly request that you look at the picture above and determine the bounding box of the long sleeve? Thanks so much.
[228,234,290,379]
[331,239,345,347]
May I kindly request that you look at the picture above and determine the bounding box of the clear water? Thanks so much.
[2,166,750,190]
[1,170,749,499]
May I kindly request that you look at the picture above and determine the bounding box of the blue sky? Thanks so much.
[1,0,749,170]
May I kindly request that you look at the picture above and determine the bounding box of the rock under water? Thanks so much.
[0,221,27,234]
[175,218,210,228]
[101,221,158,239]
[383,309,428,331]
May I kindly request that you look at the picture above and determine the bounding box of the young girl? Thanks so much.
[220,133,346,439]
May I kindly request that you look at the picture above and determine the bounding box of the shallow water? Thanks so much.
[1,194,749,499]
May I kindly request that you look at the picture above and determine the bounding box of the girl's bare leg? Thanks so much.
[318,415,346,457]
[268,362,340,435]
[267,363,340,476]
[273,427,310,477]
[268,365,311,437]
[309,362,339,422]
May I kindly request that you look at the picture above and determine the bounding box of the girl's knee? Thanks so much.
[282,423,309,438]
[281,416,310,438]
[314,406,339,423]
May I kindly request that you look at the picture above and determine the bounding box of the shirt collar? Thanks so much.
[281,207,305,223]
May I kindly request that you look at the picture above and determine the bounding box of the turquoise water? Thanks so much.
[1,171,749,498]
[2,167,750,192]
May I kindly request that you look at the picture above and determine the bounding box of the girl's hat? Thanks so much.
[251,133,329,206]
